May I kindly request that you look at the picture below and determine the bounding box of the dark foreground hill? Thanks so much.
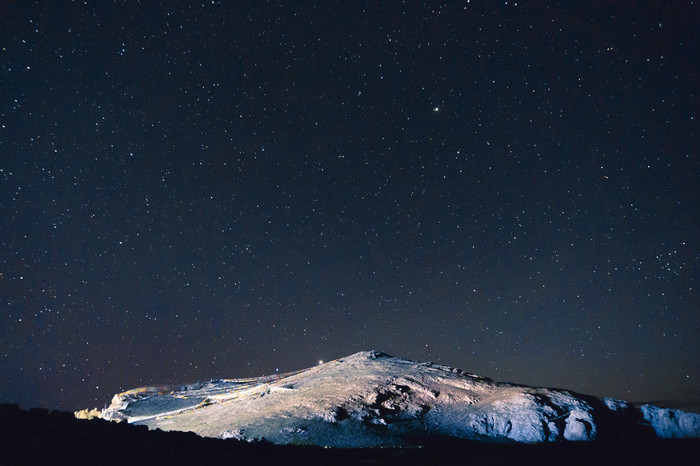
[2,403,699,466]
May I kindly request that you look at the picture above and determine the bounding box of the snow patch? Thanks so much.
[603,398,629,411]
[640,405,700,439]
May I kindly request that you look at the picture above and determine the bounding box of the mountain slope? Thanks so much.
[93,351,700,447]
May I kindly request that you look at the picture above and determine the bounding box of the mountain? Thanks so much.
[90,351,700,447]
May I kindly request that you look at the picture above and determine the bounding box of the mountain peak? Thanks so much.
[361,349,391,359]
[89,352,700,447]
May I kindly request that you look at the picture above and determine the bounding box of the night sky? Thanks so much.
[1,1,698,413]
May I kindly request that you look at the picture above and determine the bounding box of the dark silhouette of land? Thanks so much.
[1,403,698,465]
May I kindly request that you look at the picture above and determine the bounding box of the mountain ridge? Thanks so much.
[86,350,700,447]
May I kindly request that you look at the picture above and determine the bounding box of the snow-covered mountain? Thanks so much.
[92,351,700,447]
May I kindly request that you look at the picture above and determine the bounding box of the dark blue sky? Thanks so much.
[1,1,698,412]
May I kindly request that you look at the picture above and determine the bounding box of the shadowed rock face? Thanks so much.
[91,351,700,447]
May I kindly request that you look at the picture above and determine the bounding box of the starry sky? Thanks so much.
[1,1,698,413]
